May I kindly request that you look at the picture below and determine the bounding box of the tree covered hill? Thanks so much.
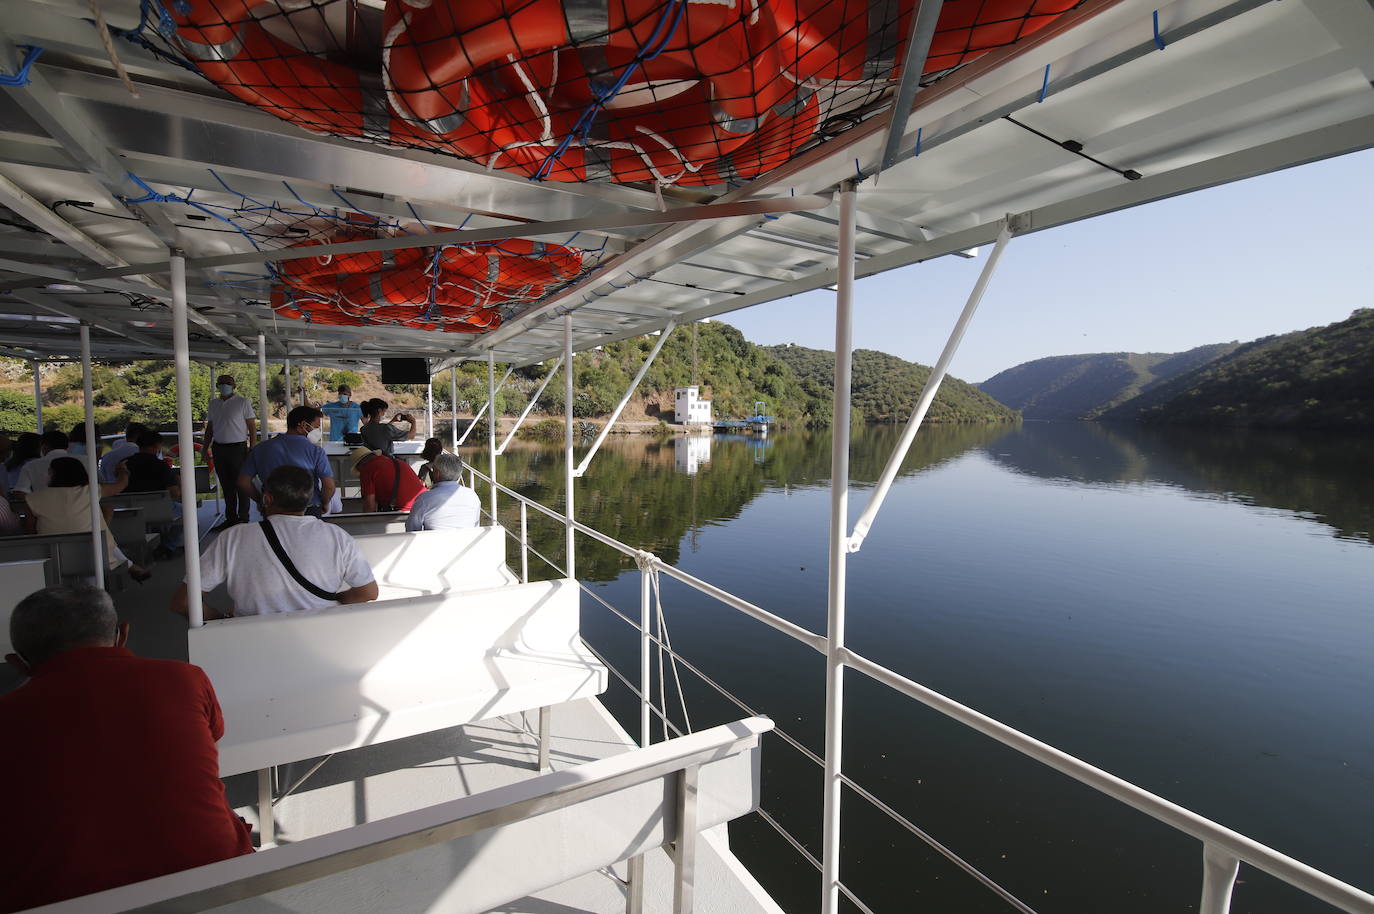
[1099,309,1374,428]
[978,343,1239,420]
[764,344,1019,423]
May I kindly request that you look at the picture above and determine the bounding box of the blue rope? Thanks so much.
[534,0,687,180]
[1038,64,1051,102]
[121,172,264,251]
[913,127,922,158]
[1153,11,1166,50]
[0,46,44,87]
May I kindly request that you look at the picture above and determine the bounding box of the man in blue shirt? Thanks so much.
[237,405,335,516]
[319,384,362,442]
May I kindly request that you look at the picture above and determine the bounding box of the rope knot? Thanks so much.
[633,549,658,572]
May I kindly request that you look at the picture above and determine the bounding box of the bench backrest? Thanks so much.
[0,531,104,582]
[103,491,174,525]
[188,579,579,714]
[106,507,145,551]
[354,526,509,596]
[321,511,408,535]
[0,558,54,654]
[32,717,772,914]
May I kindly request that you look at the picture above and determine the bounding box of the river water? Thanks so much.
[474,421,1374,913]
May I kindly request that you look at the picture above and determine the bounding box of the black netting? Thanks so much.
[80,173,607,334]
[130,0,1084,188]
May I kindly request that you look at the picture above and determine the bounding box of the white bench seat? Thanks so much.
[354,526,515,598]
[189,579,606,777]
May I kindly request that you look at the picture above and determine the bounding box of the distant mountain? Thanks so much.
[1099,309,1374,428]
[978,343,1239,420]
[765,344,1018,424]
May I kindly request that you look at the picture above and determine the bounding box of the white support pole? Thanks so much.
[496,357,564,455]
[820,181,857,914]
[256,334,268,444]
[640,568,652,748]
[283,359,293,414]
[31,360,43,432]
[426,379,434,440]
[1200,844,1241,914]
[574,324,675,477]
[456,367,515,446]
[487,351,497,522]
[79,324,104,589]
[847,219,1014,553]
[564,313,575,579]
[450,368,458,450]
[171,254,204,628]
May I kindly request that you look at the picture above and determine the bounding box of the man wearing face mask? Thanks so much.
[320,383,363,442]
[236,405,335,517]
[205,374,257,529]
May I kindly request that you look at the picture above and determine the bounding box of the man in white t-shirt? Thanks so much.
[170,465,377,618]
[12,430,71,496]
[204,375,258,529]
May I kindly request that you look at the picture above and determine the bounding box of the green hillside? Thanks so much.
[1100,309,1374,428]
[765,344,1019,424]
[978,343,1239,420]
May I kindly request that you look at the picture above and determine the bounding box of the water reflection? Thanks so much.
[983,422,1374,542]
[673,434,713,475]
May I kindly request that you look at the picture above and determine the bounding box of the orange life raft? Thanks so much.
[165,0,1083,186]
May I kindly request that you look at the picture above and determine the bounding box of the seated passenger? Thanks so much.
[0,585,253,911]
[415,437,446,487]
[172,465,377,619]
[406,453,481,531]
[25,457,152,583]
[349,446,425,512]
[123,430,182,498]
[11,429,70,496]
[99,422,147,483]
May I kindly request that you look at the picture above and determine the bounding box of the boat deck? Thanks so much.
[0,544,783,914]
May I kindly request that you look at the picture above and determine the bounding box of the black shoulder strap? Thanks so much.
[259,519,342,602]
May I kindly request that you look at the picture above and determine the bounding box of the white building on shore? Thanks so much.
[674,386,712,425]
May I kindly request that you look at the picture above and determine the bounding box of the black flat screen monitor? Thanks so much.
[380,358,429,385]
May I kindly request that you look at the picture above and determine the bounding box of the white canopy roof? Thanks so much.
[1,0,1371,367]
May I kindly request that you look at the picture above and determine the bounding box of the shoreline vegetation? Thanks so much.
[0,322,1018,439]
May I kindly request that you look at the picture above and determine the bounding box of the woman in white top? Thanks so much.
[24,456,152,583]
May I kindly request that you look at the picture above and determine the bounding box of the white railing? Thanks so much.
[464,463,1374,914]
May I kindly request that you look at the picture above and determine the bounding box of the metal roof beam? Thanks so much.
[878,0,943,172]
[73,194,833,280]
[8,290,166,350]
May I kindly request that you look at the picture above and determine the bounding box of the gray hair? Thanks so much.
[430,452,465,483]
[10,585,117,667]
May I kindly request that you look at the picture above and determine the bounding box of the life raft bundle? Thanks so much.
[269,236,583,332]
[164,0,1083,186]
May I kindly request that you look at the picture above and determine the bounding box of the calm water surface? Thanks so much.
[477,422,1374,913]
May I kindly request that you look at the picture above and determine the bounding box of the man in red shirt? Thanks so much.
[0,585,254,912]
[349,446,426,512]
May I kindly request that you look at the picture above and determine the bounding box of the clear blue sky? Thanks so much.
[719,148,1374,383]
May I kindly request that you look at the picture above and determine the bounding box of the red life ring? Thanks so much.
[270,235,580,332]
[169,442,214,473]
[769,0,1084,85]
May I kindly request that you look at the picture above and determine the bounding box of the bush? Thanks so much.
[519,418,564,441]
[41,403,123,434]
[0,390,36,435]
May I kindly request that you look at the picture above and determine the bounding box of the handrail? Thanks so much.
[840,648,1374,914]
[468,466,828,653]
[45,718,773,914]
[466,465,1374,914]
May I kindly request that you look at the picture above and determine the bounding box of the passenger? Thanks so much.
[0,585,254,911]
[359,397,415,456]
[10,430,70,496]
[174,465,377,619]
[0,432,10,493]
[99,421,147,483]
[3,432,40,487]
[406,453,481,531]
[320,383,362,442]
[66,422,101,460]
[416,436,446,487]
[24,457,152,583]
[205,374,257,530]
[349,446,425,513]
[0,496,19,536]
[123,430,181,498]
[237,405,335,517]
